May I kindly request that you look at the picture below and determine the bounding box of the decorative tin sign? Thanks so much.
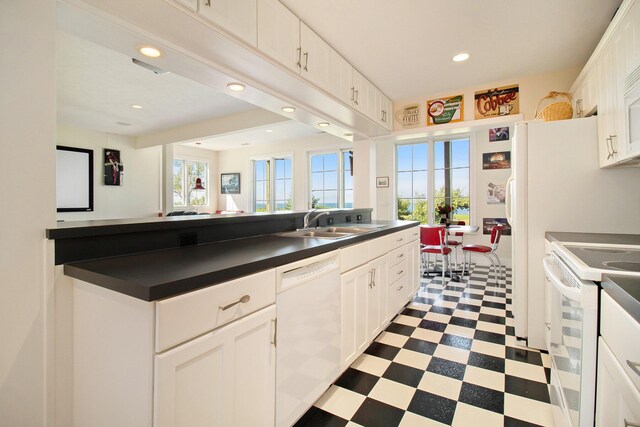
[426,94,464,126]
[474,84,519,119]
[394,103,421,129]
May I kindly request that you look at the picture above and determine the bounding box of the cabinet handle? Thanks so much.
[606,137,613,159]
[627,360,640,377]
[354,89,359,105]
[303,52,309,71]
[576,99,583,117]
[271,319,277,346]
[296,47,302,68]
[397,270,404,276]
[624,420,640,427]
[610,134,618,155]
[372,268,376,287]
[398,253,404,259]
[350,86,355,101]
[219,294,250,311]
[397,238,404,243]
[397,285,404,291]
[544,322,551,330]
[205,0,211,6]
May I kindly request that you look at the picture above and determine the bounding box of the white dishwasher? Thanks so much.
[275,251,341,427]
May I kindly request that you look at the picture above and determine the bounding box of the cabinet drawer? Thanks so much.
[368,236,390,260]
[388,259,407,284]
[155,269,276,352]
[388,245,407,267]
[388,276,408,319]
[601,292,640,392]
[404,226,420,243]
[389,231,408,250]
[340,241,369,273]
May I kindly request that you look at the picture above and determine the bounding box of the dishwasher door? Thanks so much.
[275,251,341,427]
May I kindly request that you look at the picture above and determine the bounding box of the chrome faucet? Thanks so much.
[303,209,329,229]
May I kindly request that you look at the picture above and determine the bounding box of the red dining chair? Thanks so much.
[446,221,466,269]
[420,226,452,282]
[461,225,504,284]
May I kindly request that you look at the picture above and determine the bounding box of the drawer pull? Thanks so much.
[220,295,251,311]
[397,270,404,276]
[624,420,640,427]
[398,253,404,258]
[397,238,404,243]
[627,360,640,377]
[397,285,404,291]
[544,322,551,330]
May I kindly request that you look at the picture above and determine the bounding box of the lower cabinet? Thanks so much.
[596,337,640,426]
[154,305,276,427]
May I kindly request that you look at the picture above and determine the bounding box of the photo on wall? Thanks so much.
[482,151,511,170]
[489,127,509,142]
[487,182,506,204]
[103,149,123,186]
[221,173,241,194]
[483,218,511,235]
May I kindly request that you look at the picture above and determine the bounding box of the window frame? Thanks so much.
[250,153,294,213]
[395,133,474,225]
[308,148,353,209]
[173,157,210,208]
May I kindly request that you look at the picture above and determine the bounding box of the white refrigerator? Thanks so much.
[506,117,640,350]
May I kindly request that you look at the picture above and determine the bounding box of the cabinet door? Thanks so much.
[368,255,389,339]
[300,22,331,92]
[596,338,640,427]
[382,94,393,131]
[582,60,600,117]
[406,240,421,298]
[154,306,276,427]
[257,0,300,73]
[330,49,353,105]
[597,51,616,167]
[352,68,370,115]
[199,0,257,47]
[340,264,369,370]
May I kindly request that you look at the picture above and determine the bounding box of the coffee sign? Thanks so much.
[474,85,519,119]
[394,104,421,129]
[427,95,463,126]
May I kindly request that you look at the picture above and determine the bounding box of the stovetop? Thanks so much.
[552,242,640,281]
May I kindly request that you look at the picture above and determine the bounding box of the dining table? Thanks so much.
[419,224,480,282]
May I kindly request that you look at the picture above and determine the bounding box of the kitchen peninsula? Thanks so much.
[47,209,420,426]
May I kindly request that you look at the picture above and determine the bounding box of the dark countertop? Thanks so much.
[64,221,416,301]
[602,275,640,324]
[545,231,640,245]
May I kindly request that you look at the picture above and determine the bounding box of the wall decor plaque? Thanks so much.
[474,85,519,119]
[427,94,463,126]
[394,104,421,128]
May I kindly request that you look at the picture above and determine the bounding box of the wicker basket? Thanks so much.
[535,91,573,121]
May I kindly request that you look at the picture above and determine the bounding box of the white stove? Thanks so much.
[551,241,640,281]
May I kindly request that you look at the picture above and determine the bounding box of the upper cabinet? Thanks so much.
[257,0,300,73]
[300,23,331,91]
[571,0,640,167]
[198,0,258,47]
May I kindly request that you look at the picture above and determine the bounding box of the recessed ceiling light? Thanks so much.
[281,106,296,113]
[195,142,202,145]
[266,129,273,133]
[241,143,250,146]
[344,132,354,137]
[116,121,131,126]
[452,52,470,62]
[317,122,330,127]
[227,82,246,92]
[139,46,162,58]
[131,104,143,109]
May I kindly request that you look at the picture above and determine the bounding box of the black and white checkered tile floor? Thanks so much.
[295,265,554,427]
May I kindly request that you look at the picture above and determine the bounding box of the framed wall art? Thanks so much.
[221,173,241,194]
[376,176,389,188]
[104,149,123,186]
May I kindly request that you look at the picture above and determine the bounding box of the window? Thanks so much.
[310,150,353,209]
[173,159,208,206]
[253,157,292,212]
[396,137,470,224]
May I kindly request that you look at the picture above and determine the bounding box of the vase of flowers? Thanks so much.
[436,204,452,225]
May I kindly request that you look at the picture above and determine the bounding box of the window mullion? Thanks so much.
[427,141,435,224]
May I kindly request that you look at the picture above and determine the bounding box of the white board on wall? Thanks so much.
[56,145,94,212]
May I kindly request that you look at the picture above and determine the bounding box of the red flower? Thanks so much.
[436,204,452,215]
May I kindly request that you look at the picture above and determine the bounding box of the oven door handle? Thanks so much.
[543,256,581,303]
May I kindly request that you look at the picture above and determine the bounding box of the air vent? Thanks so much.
[132,58,169,75]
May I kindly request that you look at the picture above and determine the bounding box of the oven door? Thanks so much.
[543,255,598,427]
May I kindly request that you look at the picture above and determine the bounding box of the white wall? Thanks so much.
[57,125,162,221]
[216,133,351,212]
[172,144,219,213]
[0,2,56,427]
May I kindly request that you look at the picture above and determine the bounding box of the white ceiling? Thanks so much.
[281,0,623,100]
[57,1,622,147]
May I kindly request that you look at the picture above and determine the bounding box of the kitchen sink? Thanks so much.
[276,225,384,239]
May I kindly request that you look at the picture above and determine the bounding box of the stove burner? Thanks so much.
[582,248,630,254]
[603,261,640,272]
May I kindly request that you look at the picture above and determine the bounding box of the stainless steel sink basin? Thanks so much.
[276,225,384,239]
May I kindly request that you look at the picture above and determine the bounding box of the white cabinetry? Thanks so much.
[596,292,640,426]
[330,49,353,106]
[73,269,277,427]
[198,0,257,46]
[257,0,330,91]
[154,306,275,427]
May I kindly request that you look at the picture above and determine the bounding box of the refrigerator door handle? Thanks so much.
[505,175,514,225]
